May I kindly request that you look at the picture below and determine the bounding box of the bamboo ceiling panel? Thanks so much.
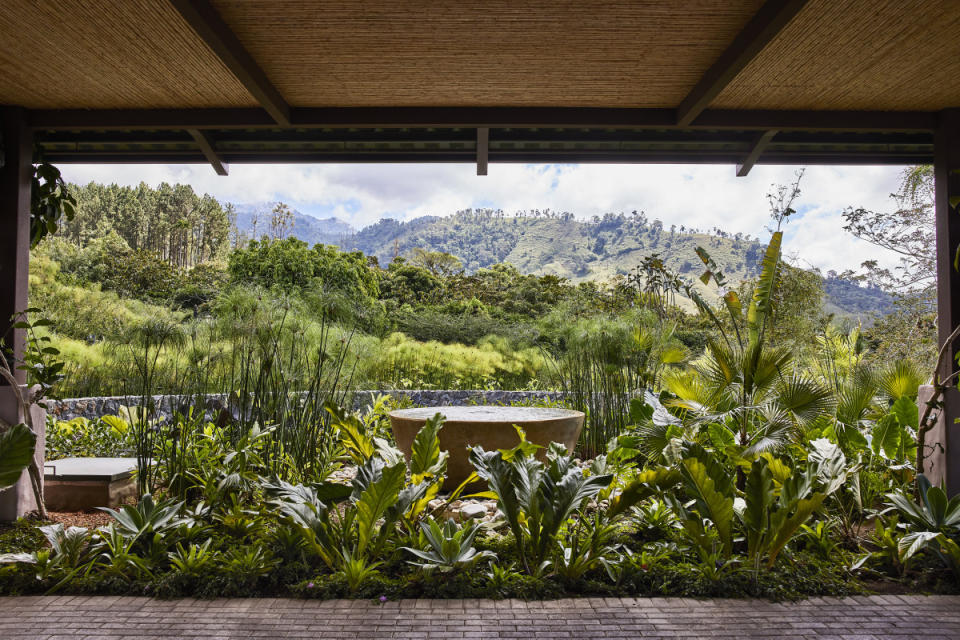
[714,0,960,111]
[0,0,256,109]
[210,0,765,108]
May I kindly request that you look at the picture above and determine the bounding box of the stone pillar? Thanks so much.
[917,384,956,488]
[935,109,960,495]
[0,106,39,520]
[0,386,46,520]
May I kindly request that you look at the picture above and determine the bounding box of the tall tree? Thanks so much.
[270,202,294,240]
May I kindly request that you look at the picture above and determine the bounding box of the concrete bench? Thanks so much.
[43,457,138,511]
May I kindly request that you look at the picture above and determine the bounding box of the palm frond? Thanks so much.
[744,404,801,455]
[776,375,837,427]
[877,360,926,401]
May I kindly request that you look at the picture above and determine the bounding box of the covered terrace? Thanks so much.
[1,0,959,518]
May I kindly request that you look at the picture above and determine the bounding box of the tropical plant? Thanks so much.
[0,423,36,492]
[886,474,960,576]
[738,451,842,570]
[402,517,495,573]
[38,524,93,570]
[31,161,76,248]
[553,512,619,580]
[46,414,133,460]
[668,233,836,474]
[0,340,48,517]
[222,545,279,583]
[270,413,447,580]
[168,540,217,577]
[469,437,613,576]
[98,494,184,553]
[548,311,689,457]
[94,525,153,581]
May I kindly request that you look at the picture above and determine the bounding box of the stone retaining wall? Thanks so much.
[45,390,567,422]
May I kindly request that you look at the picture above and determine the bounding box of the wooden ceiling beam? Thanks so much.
[35,150,933,166]
[187,128,228,175]
[27,107,937,132]
[736,129,777,176]
[169,0,290,126]
[477,128,489,175]
[676,0,810,127]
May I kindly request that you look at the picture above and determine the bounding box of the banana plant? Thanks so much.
[469,439,613,576]
[670,233,836,466]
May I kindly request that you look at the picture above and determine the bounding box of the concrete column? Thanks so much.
[935,108,960,495]
[0,386,46,520]
[0,106,40,520]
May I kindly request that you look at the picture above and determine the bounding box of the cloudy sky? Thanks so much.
[61,162,906,274]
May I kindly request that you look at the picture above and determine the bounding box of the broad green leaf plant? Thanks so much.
[470,433,613,576]
[270,412,451,591]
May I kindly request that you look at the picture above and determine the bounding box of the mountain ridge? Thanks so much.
[234,206,891,319]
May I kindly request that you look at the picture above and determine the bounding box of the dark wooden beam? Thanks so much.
[694,109,936,131]
[676,0,811,127]
[935,108,960,495]
[0,107,32,386]
[187,129,228,175]
[35,150,934,166]
[736,129,777,176]
[27,106,937,132]
[168,0,290,126]
[477,127,489,175]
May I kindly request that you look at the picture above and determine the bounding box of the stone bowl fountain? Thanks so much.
[389,405,585,488]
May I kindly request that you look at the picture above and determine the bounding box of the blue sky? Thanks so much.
[61,162,907,274]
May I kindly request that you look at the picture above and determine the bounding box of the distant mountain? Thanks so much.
[341,209,892,319]
[231,205,892,319]
[232,203,354,246]
[823,277,893,320]
[347,209,767,289]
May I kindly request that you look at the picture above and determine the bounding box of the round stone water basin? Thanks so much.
[389,405,585,488]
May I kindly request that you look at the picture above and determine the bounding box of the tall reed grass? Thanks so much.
[111,288,359,493]
[546,311,689,458]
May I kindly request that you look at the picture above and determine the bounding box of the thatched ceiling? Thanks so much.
[1,1,956,168]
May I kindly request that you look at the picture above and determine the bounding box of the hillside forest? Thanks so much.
[28,172,933,401]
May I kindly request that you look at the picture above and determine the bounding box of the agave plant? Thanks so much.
[401,517,495,573]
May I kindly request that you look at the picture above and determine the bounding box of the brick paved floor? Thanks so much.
[0,595,958,639]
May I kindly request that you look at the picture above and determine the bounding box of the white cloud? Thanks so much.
[61,162,906,274]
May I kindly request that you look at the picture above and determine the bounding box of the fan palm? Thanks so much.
[668,232,836,461]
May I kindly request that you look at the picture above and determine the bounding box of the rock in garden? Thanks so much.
[460,502,487,520]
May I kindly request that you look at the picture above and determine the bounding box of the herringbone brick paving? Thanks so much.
[0,595,957,639]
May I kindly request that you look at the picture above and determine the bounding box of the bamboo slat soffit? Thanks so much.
[1,0,958,168]
[676,0,810,126]
[2,1,958,111]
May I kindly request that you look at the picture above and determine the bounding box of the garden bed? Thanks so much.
[4,396,959,602]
